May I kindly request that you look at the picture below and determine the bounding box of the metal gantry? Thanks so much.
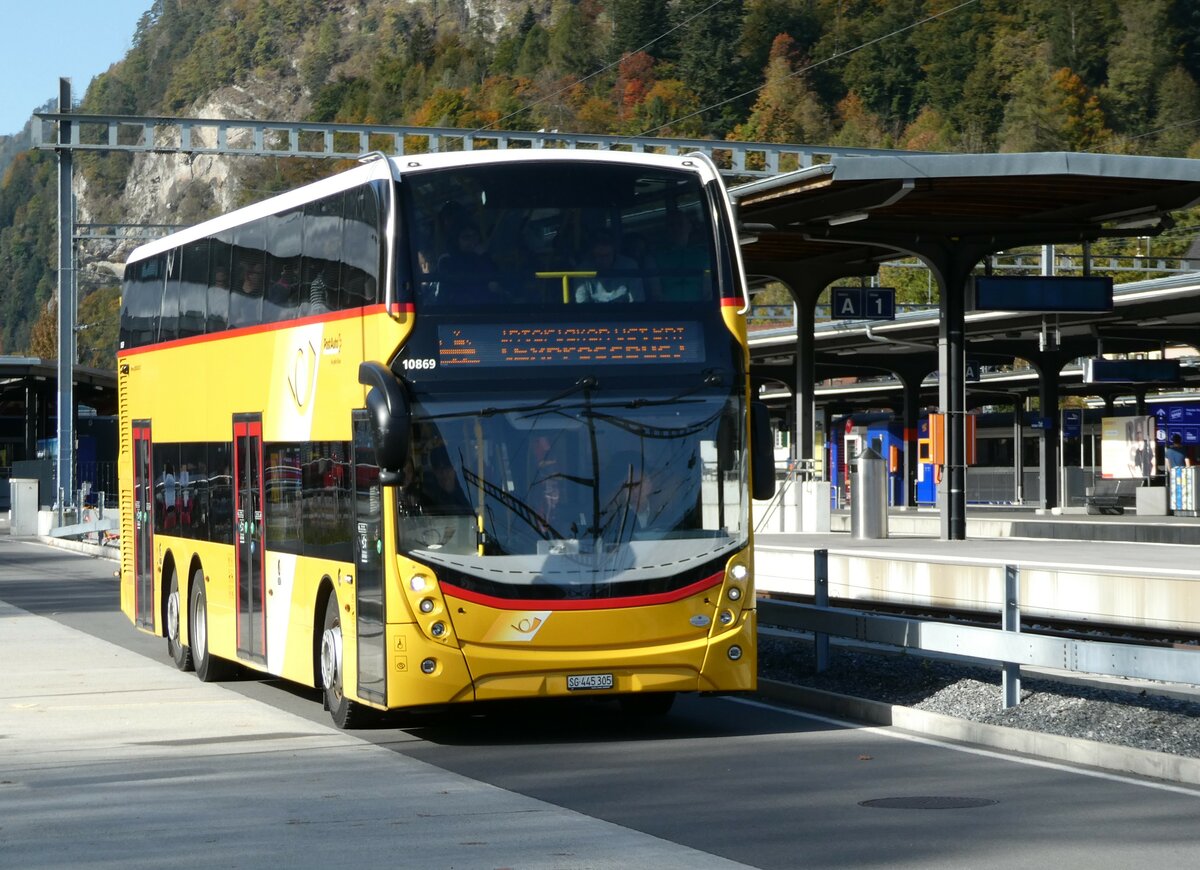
[31,110,916,178]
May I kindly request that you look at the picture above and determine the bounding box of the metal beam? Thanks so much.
[31,111,919,179]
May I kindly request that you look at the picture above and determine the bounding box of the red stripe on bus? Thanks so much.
[440,571,725,611]
[720,297,743,307]
[116,303,397,357]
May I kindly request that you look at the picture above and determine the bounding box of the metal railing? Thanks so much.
[758,549,1199,710]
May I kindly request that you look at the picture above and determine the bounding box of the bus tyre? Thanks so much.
[320,595,373,729]
[619,692,676,717]
[166,567,193,671]
[191,578,234,682]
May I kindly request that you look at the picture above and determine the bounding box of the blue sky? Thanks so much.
[0,0,152,135]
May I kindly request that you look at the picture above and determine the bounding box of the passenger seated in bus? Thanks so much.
[229,260,264,326]
[575,231,643,304]
[300,263,333,316]
[265,262,301,321]
[437,223,501,303]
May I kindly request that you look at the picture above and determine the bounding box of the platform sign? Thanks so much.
[1061,409,1082,439]
[1152,404,1200,445]
[832,287,896,320]
[971,276,1113,312]
[1084,358,1181,384]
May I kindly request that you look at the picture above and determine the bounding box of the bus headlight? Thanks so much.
[431,621,447,638]
[410,575,428,592]
[719,610,735,626]
[421,658,437,674]
[731,564,749,581]
[727,586,742,601]
[727,645,743,661]
[419,598,435,613]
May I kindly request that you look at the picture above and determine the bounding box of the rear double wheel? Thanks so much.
[320,595,375,729]
[165,567,193,671]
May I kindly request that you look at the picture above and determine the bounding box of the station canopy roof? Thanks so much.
[733,151,1200,272]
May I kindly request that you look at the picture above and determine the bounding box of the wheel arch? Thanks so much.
[158,549,178,639]
[312,575,337,688]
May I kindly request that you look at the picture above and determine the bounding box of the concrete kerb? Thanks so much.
[34,534,120,561]
[758,678,1200,787]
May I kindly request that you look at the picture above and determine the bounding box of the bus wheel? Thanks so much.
[191,578,234,682]
[320,595,373,729]
[166,567,193,672]
[619,692,675,717]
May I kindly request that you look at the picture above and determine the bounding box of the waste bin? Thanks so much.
[850,446,888,540]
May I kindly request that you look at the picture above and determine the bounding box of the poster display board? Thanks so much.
[1100,415,1155,478]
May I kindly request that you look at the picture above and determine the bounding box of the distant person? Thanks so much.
[1165,433,1191,469]
[230,260,264,326]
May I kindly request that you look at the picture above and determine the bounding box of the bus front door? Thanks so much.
[352,412,386,704]
[234,415,267,663]
[132,422,155,630]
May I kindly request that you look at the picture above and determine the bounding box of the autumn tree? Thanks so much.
[832,91,889,149]
[77,287,122,370]
[1000,65,1110,152]
[730,35,830,144]
[28,300,58,360]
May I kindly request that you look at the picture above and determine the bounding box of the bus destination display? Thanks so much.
[438,322,704,367]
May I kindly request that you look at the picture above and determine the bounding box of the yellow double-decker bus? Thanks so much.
[119,149,774,726]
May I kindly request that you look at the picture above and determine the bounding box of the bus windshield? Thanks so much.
[401,159,720,308]
[394,377,747,601]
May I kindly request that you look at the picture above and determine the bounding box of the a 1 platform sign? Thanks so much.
[832,287,896,320]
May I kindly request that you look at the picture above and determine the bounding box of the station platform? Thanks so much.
[824,505,1200,546]
[754,506,1200,635]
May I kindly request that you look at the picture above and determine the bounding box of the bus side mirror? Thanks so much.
[750,401,776,501]
[358,361,411,485]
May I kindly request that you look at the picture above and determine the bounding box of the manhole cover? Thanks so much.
[860,796,998,810]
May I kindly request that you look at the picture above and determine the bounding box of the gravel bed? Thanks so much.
[758,634,1200,759]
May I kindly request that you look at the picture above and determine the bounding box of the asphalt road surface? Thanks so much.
[3,537,1198,869]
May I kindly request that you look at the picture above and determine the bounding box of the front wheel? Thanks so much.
[320,595,375,729]
[191,577,235,682]
[166,567,193,672]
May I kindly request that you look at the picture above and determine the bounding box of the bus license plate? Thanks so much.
[567,673,614,691]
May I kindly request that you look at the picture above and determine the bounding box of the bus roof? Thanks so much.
[124,149,721,266]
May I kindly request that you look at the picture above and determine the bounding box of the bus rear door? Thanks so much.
[234,415,267,663]
[132,422,155,630]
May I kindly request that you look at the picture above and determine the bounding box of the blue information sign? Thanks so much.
[832,287,896,321]
[1061,409,1082,439]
